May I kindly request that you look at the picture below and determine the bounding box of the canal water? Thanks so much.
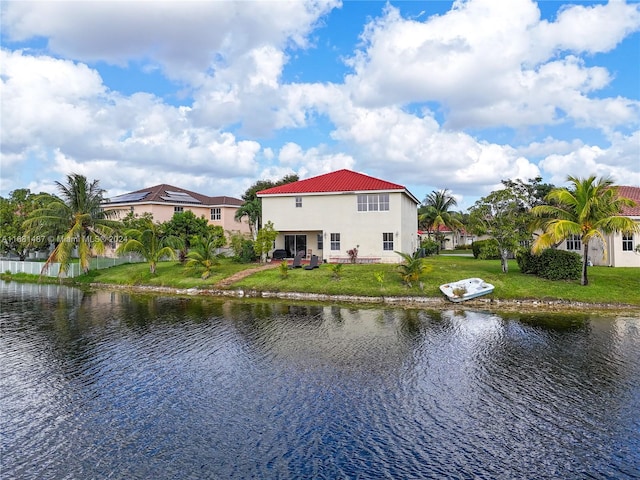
[1,282,639,479]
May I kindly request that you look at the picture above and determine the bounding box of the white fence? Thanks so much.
[1,255,142,278]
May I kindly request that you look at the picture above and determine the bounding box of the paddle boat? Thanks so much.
[439,278,494,303]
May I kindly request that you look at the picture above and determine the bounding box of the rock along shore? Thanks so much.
[89,283,640,315]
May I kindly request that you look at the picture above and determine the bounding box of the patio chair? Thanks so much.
[304,255,320,270]
[289,251,304,269]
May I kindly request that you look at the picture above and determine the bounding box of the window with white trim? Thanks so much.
[566,234,581,251]
[622,234,634,251]
[383,232,394,251]
[174,206,184,213]
[295,196,302,208]
[317,234,323,250]
[357,193,389,212]
[330,233,340,251]
[211,208,221,220]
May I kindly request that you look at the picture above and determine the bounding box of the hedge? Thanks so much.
[516,248,581,280]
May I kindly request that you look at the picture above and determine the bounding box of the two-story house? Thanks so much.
[257,169,420,263]
[102,184,251,235]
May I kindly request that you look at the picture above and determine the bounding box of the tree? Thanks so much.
[235,174,299,239]
[23,173,118,276]
[395,251,431,287]
[185,231,222,279]
[162,210,209,262]
[468,188,532,273]
[117,219,177,274]
[418,189,463,248]
[1,189,56,260]
[531,175,639,286]
[254,221,278,263]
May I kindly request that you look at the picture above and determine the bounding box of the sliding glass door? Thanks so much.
[284,235,307,258]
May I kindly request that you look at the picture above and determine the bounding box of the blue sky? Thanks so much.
[1,0,639,211]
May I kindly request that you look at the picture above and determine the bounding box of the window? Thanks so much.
[383,232,394,251]
[566,234,581,251]
[330,233,340,251]
[174,206,184,213]
[211,208,221,221]
[295,196,302,208]
[317,234,323,251]
[622,234,634,251]
[357,194,390,212]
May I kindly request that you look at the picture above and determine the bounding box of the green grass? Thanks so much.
[234,256,640,305]
[3,255,639,306]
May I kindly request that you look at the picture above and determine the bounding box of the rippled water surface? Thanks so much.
[1,282,639,479]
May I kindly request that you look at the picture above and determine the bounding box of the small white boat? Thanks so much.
[439,278,494,303]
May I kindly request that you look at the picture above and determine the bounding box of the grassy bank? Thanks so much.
[4,255,638,306]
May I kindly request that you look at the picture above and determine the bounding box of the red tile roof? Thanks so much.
[257,169,413,197]
[105,184,243,207]
[618,186,640,216]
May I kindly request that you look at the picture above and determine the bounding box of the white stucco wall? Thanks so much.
[261,191,418,263]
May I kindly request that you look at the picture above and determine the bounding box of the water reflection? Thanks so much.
[1,282,639,479]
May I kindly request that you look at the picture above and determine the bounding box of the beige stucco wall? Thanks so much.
[105,203,251,235]
[553,218,640,268]
[261,191,418,263]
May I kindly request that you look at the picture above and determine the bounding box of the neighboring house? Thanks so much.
[418,225,475,250]
[555,185,640,267]
[257,169,420,263]
[102,184,250,235]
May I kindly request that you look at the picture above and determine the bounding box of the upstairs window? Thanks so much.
[174,206,184,213]
[357,194,389,212]
[295,196,302,208]
[211,208,221,221]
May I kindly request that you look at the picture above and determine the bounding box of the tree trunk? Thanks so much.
[581,242,589,286]
[501,249,509,273]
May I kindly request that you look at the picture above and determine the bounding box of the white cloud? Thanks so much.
[539,130,640,186]
[343,0,640,131]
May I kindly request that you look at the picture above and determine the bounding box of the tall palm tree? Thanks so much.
[419,190,463,246]
[234,198,260,240]
[531,175,639,286]
[117,220,177,274]
[23,173,117,276]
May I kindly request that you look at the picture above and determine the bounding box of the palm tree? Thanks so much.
[117,220,177,274]
[419,190,463,247]
[531,175,639,286]
[395,251,431,287]
[185,233,220,279]
[23,173,117,276]
[234,198,261,240]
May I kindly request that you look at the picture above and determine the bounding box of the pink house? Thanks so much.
[102,184,251,235]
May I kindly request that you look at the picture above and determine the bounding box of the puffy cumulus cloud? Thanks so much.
[2,0,340,83]
[277,142,355,178]
[539,130,640,186]
[343,0,640,131]
[0,49,106,152]
[322,96,540,196]
[0,51,262,196]
[189,45,288,134]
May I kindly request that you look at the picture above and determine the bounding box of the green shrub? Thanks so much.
[517,248,581,280]
[472,239,500,260]
[419,239,440,256]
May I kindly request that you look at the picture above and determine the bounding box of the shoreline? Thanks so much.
[88,282,640,315]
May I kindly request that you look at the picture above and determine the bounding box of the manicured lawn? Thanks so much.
[234,256,640,305]
[3,255,639,306]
